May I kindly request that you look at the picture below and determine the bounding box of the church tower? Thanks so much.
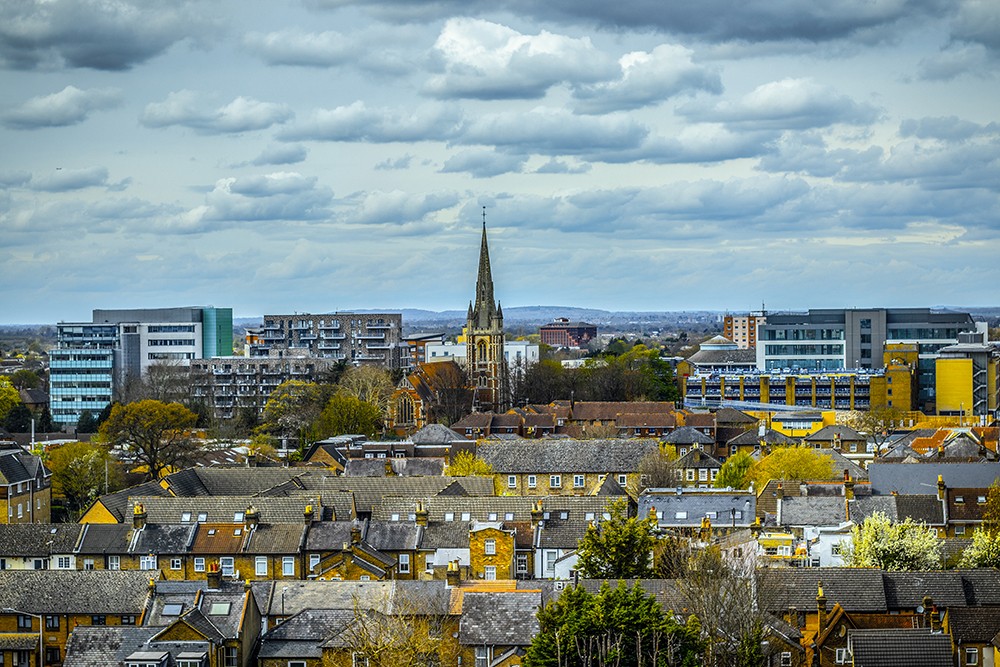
[467,207,508,412]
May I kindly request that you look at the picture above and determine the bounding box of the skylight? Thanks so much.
[208,602,230,616]
[162,604,183,616]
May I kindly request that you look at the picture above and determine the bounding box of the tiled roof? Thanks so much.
[806,425,865,442]
[766,568,887,613]
[0,448,42,485]
[477,439,661,473]
[779,496,846,527]
[881,571,967,609]
[727,429,797,446]
[956,569,1000,606]
[684,413,716,428]
[189,523,247,554]
[947,488,991,521]
[947,607,1000,643]
[76,523,133,554]
[164,468,309,497]
[757,480,804,519]
[616,413,676,428]
[715,408,758,425]
[343,458,445,477]
[245,523,307,554]
[674,449,722,470]
[848,628,953,667]
[0,570,154,615]
[663,427,714,445]
[0,523,82,556]
[63,626,158,667]
[133,495,322,524]
[568,401,675,421]
[459,591,540,646]
[90,481,171,522]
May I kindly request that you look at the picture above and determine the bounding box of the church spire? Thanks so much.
[475,206,495,316]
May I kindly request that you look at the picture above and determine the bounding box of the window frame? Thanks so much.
[194,557,206,572]
[484,539,496,555]
[507,475,517,488]
[550,474,561,488]
[527,475,537,488]
[573,474,585,488]
[256,556,268,576]
[108,555,120,570]
[282,556,295,577]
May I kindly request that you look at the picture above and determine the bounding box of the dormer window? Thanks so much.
[234,512,244,522]
[197,513,208,522]
[955,496,965,504]
[181,512,192,523]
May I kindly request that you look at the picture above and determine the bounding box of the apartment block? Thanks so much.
[252,313,404,369]
[723,313,766,350]
[49,307,233,426]
[756,308,980,411]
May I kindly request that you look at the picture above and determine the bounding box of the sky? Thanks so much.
[1,0,998,324]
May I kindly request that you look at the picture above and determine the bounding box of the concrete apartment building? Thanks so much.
[723,313,766,350]
[49,307,232,427]
[756,308,983,411]
[251,313,405,370]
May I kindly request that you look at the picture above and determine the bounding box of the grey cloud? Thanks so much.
[0,171,32,188]
[459,107,648,154]
[602,126,778,165]
[917,44,992,81]
[0,1,212,71]
[320,0,950,44]
[534,159,590,174]
[251,144,308,166]
[837,141,1000,191]
[196,172,334,223]
[30,166,109,192]
[374,155,414,170]
[279,101,463,142]
[441,149,526,177]
[141,91,293,134]
[899,116,998,141]
[243,29,355,67]
[3,86,122,129]
[423,18,616,100]
[679,78,880,130]
[951,0,1000,53]
[338,191,461,226]
[572,44,722,114]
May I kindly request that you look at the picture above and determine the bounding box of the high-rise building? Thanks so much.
[722,312,766,350]
[756,308,981,411]
[252,313,404,369]
[935,333,1000,419]
[49,307,232,427]
[466,211,507,413]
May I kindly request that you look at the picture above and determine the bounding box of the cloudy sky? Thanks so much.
[2,0,998,324]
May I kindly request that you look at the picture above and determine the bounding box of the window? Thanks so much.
[505,512,514,521]
[484,565,497,581]
[574,475,585,488]
[234,511,244,522]
[360,575,371,581]
[282,556,295,576]
[675,511,688,520]
[310,554,320,571]
[256,557,268,576]
[956,496,965,504]
[528,475,537,488]
[461,512,471,521]
[289,662,308,667]
[516,553,528,573]
[686,469,695,481]
[484,539,496,555]
[44,648,60,665]
[780,652,792,667]
[352,653,369,667]
[45,615,59,630]
[181,512,192,523]
[194,557,205,572]
[209,603,231,615]
[91,615,106,626]
[171,558,182,571]
[197,512,208,522]
[84,558,94,570]
[140,555,157,570]
[698,469,708,481]
[444,512,454,522]
[33,559,46,570]
[617,474,627,485]
[398,554,410,573]
[121,615,136,625]
[475,646,490,667]
[550,475,561,488]
[162,604,183,616]
[17,615,32,630]
[836,648,849,664]
[488,513,498,521]
[966,648,979,665]
[507,475,517,488]
[224,647,237,667]
[219,557,235,576]
[955,525,966,535]
[108,555,120,570]
[57,556,71,569]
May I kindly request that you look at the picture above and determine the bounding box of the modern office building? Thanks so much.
[756,308,982,411]
[49,307,233,427]
[935,333,1000,419]
[251,313,405,370]
[539,318,598,349]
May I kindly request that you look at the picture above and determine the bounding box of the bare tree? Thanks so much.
[343,589,459,667]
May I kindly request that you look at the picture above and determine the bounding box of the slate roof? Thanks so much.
[133,495,323,524]
[256,580,396,617]
[757,480,804,518]
[727,429,797,447]
[639,490,756,528]
[577,579,689,615]
[131,523,199,554]
[825,449,870,481]
[288,475,495,514]
[459,591,540,646]
[303,521,359,551]
[674,449,722,470]
[163,468,308,497]
[343,458,445,477]
[76,523,133,555]
[478,438,660,474]
[848,628,953,667]
[245,523,307,554]
[0,448,46,485]
[372,495,611,524]
[685,346,757,365]
[868,462,1000,495]
[420,522,471,550]
[363,521,423,552]
[779,496,846,527]
[848,495,944,525]
[257,609,355,659]
[715,407,758,425]
[409,424,469,444]
[806,425,866,442]
[0,523,82,556]
[956,569,1000,606]
[63,626,159,667]
[0,570,154,614]
[662,427,714,445]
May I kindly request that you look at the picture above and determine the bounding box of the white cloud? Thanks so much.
[30,166,110,192]
[440,149,526,177]
[3,86,122,129]
[280,101,463,142]
[141,91,293,134]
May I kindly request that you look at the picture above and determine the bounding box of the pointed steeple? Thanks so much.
[475,207,495,317]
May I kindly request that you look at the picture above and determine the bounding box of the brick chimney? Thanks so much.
[844,472,855,501]
[531,500,544,528]
[207,562,222,590]
[350,523,362,545]
[816,581,827,631]
[303,504,314,524]
[384,459,395,476]
[922,596,933,628]
[446,559,460,587]
[415,500,428,528]
[245,505,260,529]
[132,503,147,530]
[937,474,946,500]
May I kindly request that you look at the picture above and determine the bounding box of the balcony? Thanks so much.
[321,333,346,340]
[299,333,317,341]
[263,332,286,341]
[319,342,341,350]
[366,343,392,350]
[356,333,385,340]
[264,323,282,330]
[366,322,395,330]
[355,354,385,361]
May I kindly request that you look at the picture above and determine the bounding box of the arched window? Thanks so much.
[396,395,415,425]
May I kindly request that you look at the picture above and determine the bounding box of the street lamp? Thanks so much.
[2,607,43,667]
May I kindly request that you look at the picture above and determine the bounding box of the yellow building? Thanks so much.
[0,446,52,524]
[935,340,1000,419]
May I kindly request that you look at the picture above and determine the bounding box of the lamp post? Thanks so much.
[2,607,43,667]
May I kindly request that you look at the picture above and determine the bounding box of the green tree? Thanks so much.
[316,392,382,439]
[715,451,755,489]
[745,446,836,490]
[259,380,324,449]
[0,377,20,423]
[10,369,42,390]
[525,581,704,667]
[845,511,941,570]
[98,400,199,480]
[76,410,99,433]
[47,441,125,519]
[37,405,54,432]
[576,498,655,579]
[3,402,32,432]
[959,482,1000,568]
[444,450,494,477]
[838,406,905,449]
